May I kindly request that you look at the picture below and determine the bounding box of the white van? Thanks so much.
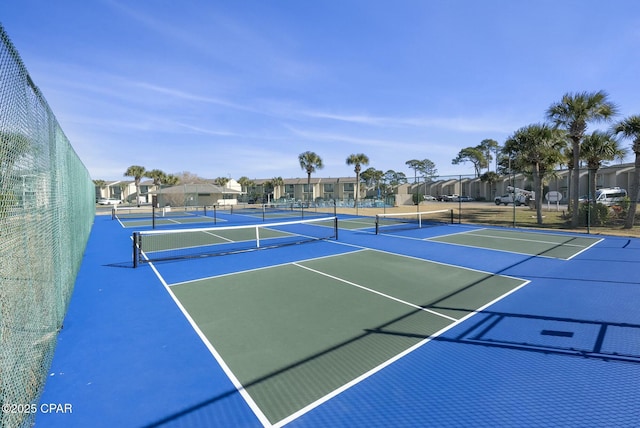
[594,187,627,206]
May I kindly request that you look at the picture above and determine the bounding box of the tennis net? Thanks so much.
[133,216,338,267]
[230,202,331,220]
[113,205,218,226]
[375,209,454,234]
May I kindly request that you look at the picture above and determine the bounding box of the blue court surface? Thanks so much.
[34,213,640,427]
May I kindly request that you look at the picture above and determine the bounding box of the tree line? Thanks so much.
[99,90,640,229]
[452,90,639,229]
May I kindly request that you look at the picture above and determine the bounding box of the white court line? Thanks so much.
[146,232,531,428]
[457,230,595,248]
[339,218,377,228]
[292,262,458,322]
[566,237,604,260]
[370,226,598,260]
[168,249,368,286]
[145,258,273,427]
[425,228,603,260]
[273,266,531,428]
[203,229,234,242]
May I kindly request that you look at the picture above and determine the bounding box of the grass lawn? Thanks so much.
[321,202,640,239]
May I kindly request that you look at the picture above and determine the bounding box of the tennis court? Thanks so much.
[113,206,221,228]
[427,228,602,260]
[113,204,334,229]
[35,209,640,427]
[163,249,526,425]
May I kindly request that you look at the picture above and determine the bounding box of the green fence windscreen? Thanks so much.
[0,24,95,428]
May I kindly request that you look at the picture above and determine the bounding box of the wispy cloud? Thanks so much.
[300,109,516,134]
[174,122,239,137]
[129,82,260,112]
[286,126,451,155]
[106,0,321,85]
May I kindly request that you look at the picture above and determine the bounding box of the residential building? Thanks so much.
[94,163,637,206]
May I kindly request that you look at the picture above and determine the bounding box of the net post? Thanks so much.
[203,205,207,217]
[152,205,156,229]
[375,214,380,235]
[262,204,266,222]
[132,232,139,268]
[450,209,454,224]
[334,216,338,239]
[255,225,260,248]
[418,212,422,228]
[111,207,116,220]
[213,204,217,224]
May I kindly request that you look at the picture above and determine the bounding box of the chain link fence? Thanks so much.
[394,172,639,234]
[1,24,95,428]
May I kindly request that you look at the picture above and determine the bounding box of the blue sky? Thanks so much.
[2,1,640,182]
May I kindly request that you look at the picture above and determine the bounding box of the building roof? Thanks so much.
[150,183,242,195]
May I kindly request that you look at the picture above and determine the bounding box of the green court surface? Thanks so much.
[427,228,602,259]
[169,249,526,425]
[260,211,326,219]
[140,227,293,252]
[335,216,377,230]
[121,216,223,228]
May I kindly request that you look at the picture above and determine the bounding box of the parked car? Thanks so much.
[454,195,474,202]
[97,198,121,205]
[423,195,437,201]
[442,194,459,202]
[594,187,627,206]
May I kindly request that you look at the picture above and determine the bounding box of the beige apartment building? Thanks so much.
[95,163,637,207]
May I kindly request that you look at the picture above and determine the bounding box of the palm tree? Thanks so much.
[298,151,323,203]
[214,177,230,187]
[546,91,618,227]
[271,176,284,201]
[613,115,640,229]
[93,179,106,201]
[346,153,370,207]
[504,124,567,225]
[165,174,180,186]
[581,131,626,201]
[479,171,501,200]
[237,176,255,202]
[124,165,146,206]
[145,169,167,187]
[237,176,252,192]
[118,182,128,203]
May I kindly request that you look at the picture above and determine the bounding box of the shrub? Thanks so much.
[578,202,610,226]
